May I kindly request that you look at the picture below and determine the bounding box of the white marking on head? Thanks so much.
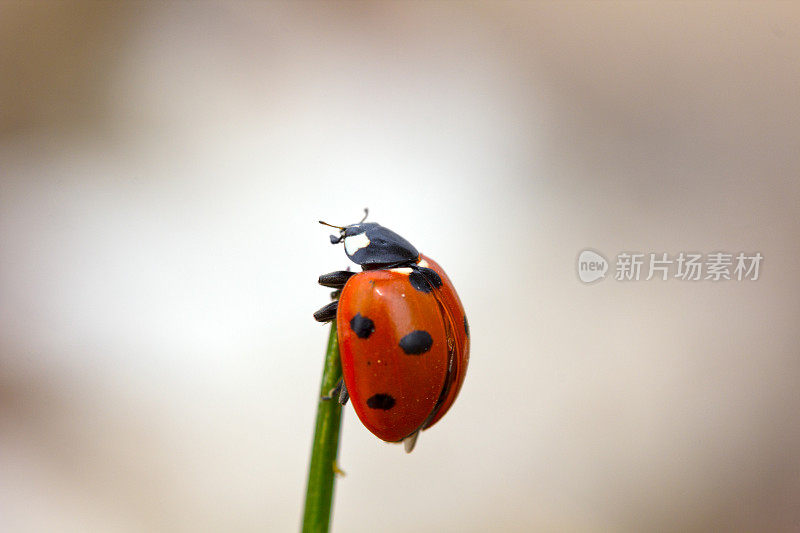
[417,259,429,268]
[390,267,413,275]
[344,232,371,256]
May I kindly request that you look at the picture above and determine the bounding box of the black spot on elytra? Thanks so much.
[408,267,443,293]
[350,313,375,339]
[464,315,470,337]
[408,270,431,293]
[419,267,442,288]
[366,393,396,410]
[399,330,433,355]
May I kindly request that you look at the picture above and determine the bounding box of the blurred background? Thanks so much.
[1,2,799,532]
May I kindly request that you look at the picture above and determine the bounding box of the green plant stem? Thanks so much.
[302,321,343,533]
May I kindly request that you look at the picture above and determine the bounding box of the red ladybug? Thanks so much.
[314,212,469,452]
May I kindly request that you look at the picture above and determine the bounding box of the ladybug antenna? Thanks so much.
[319,219,346,244]
[318,220,345,231]
[359,208,369,223]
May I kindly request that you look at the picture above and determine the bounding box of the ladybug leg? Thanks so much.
[322,378,349,405]
[338,380,349,405]
[313,301,338,322]
[315,271,353,321]
[318,270,355,288]
[403,430,420,453]
[321,379,340,401]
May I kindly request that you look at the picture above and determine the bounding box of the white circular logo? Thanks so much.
[577,249,608,283]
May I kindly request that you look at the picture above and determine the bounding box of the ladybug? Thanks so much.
[313,211,469,452]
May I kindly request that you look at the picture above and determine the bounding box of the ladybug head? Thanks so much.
[319,210,419,269]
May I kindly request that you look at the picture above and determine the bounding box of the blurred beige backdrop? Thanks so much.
[1,2,799,532]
